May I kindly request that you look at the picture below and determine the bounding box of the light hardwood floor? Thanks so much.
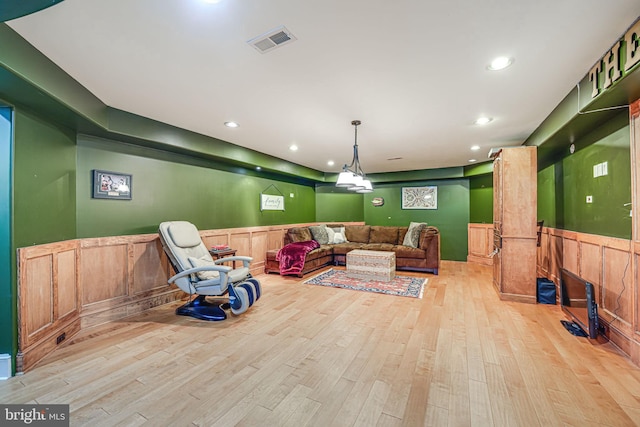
[2,261,640,426]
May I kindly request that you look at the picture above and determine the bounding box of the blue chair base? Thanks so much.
[176,295,227,321]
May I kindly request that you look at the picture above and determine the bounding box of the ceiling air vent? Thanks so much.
[247,26,297,53]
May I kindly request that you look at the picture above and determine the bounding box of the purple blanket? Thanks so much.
[276,240,320,275]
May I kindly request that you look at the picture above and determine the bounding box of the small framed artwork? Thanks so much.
[92,170,132,200]
[402,186,437,209]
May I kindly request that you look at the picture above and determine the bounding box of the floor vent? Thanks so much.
[247,26,297,53]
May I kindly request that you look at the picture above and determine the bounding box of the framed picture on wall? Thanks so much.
[401,186,437,209]
[92,170,132,200]
[260,194,285,211]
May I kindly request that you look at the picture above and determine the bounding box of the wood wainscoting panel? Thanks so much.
[602,246,633,326]
[537,228,550,277]
[23,255,54,339]
[132,238,170,295]
[17,240,81,372]
[57,250,78,318]
[562,235,579,275]
[536,227,640,367]
[467,223,493,265]
[267,228,287,251]
[250,231,268,264]
[202,234,229,251]
[80,244,128,305]
[578,241,601,286]
[230,232,251,257]
[548,230,564,284]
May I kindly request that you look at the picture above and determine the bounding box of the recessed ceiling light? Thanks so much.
[289,144,298,152]
[468,159,477,163]
[327,160,335,166]
[203,0,222,3]
[474,117,493,126]
[224,121,239,128]
[471,145,480,151]
[487,56,514,71]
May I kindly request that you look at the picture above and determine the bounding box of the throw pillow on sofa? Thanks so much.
[308,225,330,245]
[402,222,427,248]
[288,227,313,242]
[325,225,347,244]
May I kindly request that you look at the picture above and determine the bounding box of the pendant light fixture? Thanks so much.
[335,120,373,193]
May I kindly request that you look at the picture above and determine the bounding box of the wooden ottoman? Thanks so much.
[346,250,396,282]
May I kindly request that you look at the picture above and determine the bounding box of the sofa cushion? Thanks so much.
[362,243,395,251]
[331,242,365,255]
[308,225,330,245]
[370,226,398,244]
[345,225,371,243]
[402,222,427,248]
[393,245,426,258]
[288,227,313,243]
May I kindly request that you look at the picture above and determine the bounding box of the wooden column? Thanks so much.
[492,146,538,303]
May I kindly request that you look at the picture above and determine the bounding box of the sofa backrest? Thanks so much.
[284,224,439,247]
[369,226,399,244]
[345,225,370,243]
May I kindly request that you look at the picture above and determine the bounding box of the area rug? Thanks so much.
[303,268,427,299]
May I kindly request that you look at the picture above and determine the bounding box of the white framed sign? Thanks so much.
[401,186,437,210]
[260,194,285,211]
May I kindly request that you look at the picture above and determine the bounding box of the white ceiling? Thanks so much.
[7,0,640,174]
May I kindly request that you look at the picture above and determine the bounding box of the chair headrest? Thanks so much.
[167,221,202,248]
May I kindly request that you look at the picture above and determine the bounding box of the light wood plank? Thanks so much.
[3,261,640,426]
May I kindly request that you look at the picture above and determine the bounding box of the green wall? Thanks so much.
[362,179,470,261]
[0,106,13,364]
[315,186,365,223]
[469,174,493,224]
[537,164,557,229]
[76,136,317,236]
[537,113,631,239]
[13,109,77,248]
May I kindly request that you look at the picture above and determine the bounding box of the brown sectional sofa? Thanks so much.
[265,224,440,277]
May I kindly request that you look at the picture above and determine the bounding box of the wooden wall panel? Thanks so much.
[81,245,128,305]
[230,232,251,257]
[467,223,493,266]
[548,232,563,283]
[202,234,229,250]
[601,247,632,325]
[579,242,601,286]
[132,239,170,295]
[57,250,77,318]
[562,237,579,274]
[537,227,639,367]
[268,229,287,251]
[17,240,81,372]
[537,230,550,277]
[24,255,53,337]
[251,231,268,264]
